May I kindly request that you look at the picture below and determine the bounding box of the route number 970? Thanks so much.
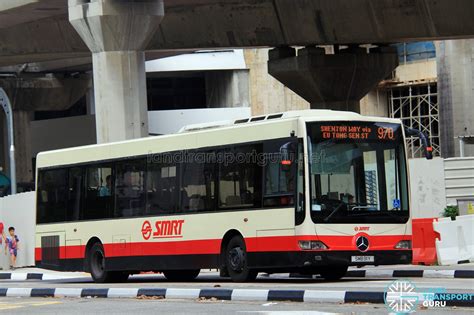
[377,127,395,140]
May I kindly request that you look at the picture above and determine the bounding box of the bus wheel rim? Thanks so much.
[93,251,105,275]
[229,247,244,272]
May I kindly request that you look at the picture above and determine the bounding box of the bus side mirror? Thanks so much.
[405,127,433,160]
[279,141,296,171]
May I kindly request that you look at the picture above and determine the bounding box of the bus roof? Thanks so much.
[36,109,402,169]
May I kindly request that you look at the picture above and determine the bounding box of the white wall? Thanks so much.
[146,50,247,72]
[444,157,474,206]
[0,191,35,268]
[408,157,447,218]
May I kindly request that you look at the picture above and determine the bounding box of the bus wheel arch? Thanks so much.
[84,237,102,272]
[85,238,129,283]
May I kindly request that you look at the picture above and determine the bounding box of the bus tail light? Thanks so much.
[395,240,412,249]
[298,240,328,250]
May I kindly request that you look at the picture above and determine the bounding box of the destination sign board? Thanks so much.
[315,122,401,142]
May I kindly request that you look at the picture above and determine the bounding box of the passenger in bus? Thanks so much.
[347,194,355,210]
[99,175,112,197]
[347,194,355,204]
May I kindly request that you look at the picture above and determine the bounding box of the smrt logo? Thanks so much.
[354,226,370,232]
[141,219,185,240]
[141,221,152,240]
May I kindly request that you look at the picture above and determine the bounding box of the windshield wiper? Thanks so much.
[323,201,346,223]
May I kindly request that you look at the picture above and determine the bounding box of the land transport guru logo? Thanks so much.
[384,279,473,313]
[384,279,419,313]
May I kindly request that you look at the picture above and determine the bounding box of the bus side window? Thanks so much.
[37,169,68,223]
[84,165,114,220]
[146,159,178,215]
[263,139,296,207]
[115,159,146,218]
[180,151,216,213]
[67,167,83,221]
[218,144,262,209]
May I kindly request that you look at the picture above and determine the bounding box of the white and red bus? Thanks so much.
[35,110,429,283]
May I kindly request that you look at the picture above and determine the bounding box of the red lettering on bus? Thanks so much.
[355,226,370,232]
[143,219,184,240]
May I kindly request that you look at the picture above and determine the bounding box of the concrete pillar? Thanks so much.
[12,110,32,183]
[437,39,474,157]
[205,70,250,108]
[267,46,398,113]
[68,0,164,143]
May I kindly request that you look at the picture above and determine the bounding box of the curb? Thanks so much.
[0,273,84,281]
[289,269,474,279]
[0,287,472,307]
[2,269,473,282]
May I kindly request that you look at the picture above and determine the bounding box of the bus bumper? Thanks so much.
[249,250,412,270]
[298,250,412,266]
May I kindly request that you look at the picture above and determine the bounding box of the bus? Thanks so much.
[35,110,431,283]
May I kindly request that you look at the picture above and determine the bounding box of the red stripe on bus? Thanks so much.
[35,234,410,260]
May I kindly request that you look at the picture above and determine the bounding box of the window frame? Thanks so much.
[262,138,297,208]
[114,158,147,218]
[146,157,179,216]
[216,143,263,211]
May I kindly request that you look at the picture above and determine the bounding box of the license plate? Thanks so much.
[351,255,374,263]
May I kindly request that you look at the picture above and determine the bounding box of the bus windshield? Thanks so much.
[307,121,409,224]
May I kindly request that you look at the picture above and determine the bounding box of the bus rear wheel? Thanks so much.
[163,269,200,281]
[225,236,257,282]
[318,265,348,281]
[88,242,129,283]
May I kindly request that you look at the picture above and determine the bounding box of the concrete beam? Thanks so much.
[1,0,474,67]
[267,46,398,112]
[152,0,474,49]
[0,1,66,29]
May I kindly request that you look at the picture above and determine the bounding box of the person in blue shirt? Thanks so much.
[5,227,19,269]
[99,175,112,197]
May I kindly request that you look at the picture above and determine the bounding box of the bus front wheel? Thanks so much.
[318,265,348,281]
[225,236,257,282]
[88,242,129,283]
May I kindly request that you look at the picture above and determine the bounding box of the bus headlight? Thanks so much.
[298,240,328,250]
[394,240,412,249]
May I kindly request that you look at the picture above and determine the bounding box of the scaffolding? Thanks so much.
[389,82,440,158]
